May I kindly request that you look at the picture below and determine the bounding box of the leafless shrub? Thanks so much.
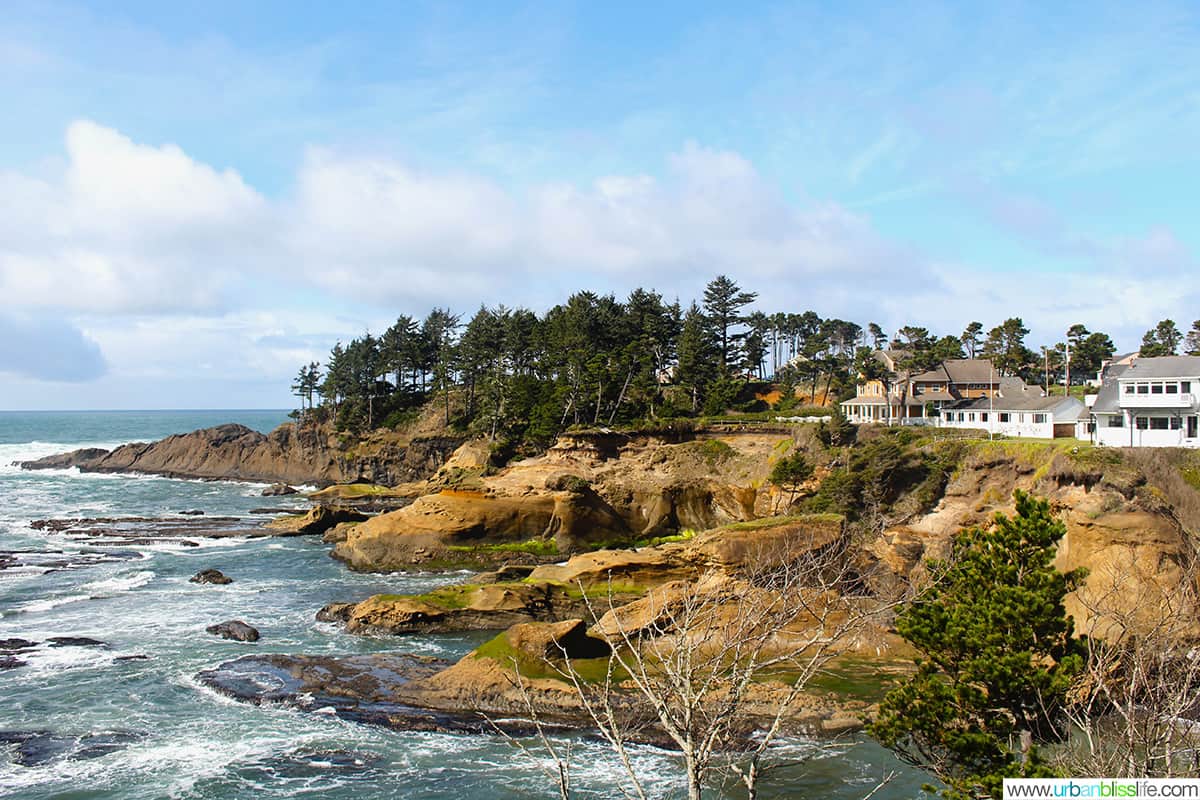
[491,531,900,799]
[1061,546,1200,777]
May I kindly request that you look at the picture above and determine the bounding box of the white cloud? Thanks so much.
[1,120,1197,407]
[0,120,266,313]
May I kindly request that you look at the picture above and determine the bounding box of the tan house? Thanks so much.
[842,355,1019,424]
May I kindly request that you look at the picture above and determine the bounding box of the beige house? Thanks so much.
[842,354,1019,425]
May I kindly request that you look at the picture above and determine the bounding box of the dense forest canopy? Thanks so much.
[292,275,1192,446]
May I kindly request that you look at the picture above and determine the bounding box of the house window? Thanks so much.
[958,412,965,422]
[1151,383,1164,395]
[968,413,975,422]
[1108,416,1124,428]
[980,412,988,422]
[1137,384,1149,394]
[1136,417,1148,430]
[1149,417,1169,430]
[1183,381,1192,393]
[999,413,1010,423]
[1032,414,1047,424]
[1165,383,1179,394]
[1019,414,1026,422]
[1170,417,1182,430]
[1124,384,1135,394]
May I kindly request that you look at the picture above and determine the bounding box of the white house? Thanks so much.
[1089,356,1200,448]
[938,390,1085,438]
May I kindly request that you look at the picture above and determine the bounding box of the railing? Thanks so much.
[1118,392,1194,409]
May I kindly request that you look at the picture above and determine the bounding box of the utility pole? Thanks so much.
[1064,333,1071,398]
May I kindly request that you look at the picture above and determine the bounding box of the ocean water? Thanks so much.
[0,411,929,799]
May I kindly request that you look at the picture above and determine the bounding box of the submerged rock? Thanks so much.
[0,730,142,766]
[0,656,26,670]
[206,621,260,642]
[190,569,233,585]
[46,637,107,648]
[262,483,299,496]
[0,638,38,652]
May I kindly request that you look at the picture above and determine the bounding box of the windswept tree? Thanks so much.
[701,275,757,375]
[871,493,1086,800]
[982,318,1034,377]
[291,362,322,414]
[960,322,983,359]
[1071,330,1115,381]
[868,322,888,350]
[1140,318,1182,357]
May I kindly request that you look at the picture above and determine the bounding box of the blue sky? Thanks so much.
[1,0,1197,408]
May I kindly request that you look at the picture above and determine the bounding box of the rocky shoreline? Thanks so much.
[19,419,1200,751]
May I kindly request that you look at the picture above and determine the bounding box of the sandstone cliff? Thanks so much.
[329,430,808,570]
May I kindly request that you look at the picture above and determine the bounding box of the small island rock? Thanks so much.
[190,569,233,585]
[206,621,260,642]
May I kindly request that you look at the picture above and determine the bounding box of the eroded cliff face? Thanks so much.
[867,444,1199,639]
[330,430,808,571]
[19,423,463,488]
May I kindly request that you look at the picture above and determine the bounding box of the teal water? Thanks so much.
[0,411,928,799]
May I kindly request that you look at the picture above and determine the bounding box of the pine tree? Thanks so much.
[870,492,1086,800]
[701,275,757,375]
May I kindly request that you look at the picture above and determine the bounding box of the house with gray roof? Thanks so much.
[841,355,1019,425]
[1089,356,1200,448]
[938,383,1085,438]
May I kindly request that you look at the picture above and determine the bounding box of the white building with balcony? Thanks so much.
[1089,356,1200,448]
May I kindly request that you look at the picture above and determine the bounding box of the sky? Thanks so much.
[1,0,1198,409]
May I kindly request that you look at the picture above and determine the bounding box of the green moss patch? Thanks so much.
[447,538,559,556]
[473,631,626,684]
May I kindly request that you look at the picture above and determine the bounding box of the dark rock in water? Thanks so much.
[115,654,150,662]
[14,447,110,471]
[47,637,107,648]
[262,483,299,496]
[0,548,141,573]
[0,730,142,766]
[315,602,355,623]
[0,656,27,670]
[206,621,260,642]
[197,653,449,722]
[249,507,307,515]
[265,505,368,537]
[178,509,205,516]
[233,748,384,782]
[0,638,38,652]
[29,516,269,543]
[190,569,233,585]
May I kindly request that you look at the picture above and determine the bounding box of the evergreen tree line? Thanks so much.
[291,276,1199,441]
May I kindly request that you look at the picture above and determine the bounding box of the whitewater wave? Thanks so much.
[13,570,155,614]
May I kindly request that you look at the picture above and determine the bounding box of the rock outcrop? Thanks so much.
[329,431,807,572]
[265,505,369,537]
[19,423,464,488]
[324,515,847,635]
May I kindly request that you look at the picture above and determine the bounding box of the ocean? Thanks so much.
[0,410,928,799]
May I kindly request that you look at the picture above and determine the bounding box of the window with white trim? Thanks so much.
[1032,413,1047,424]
